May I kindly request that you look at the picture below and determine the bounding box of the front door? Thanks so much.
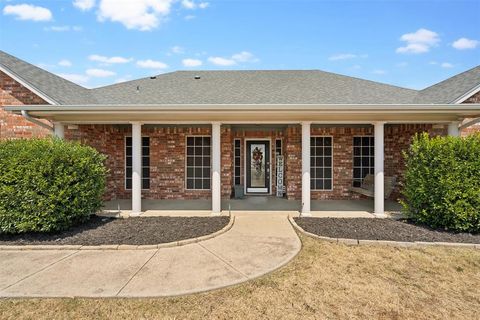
[246,140,270,194]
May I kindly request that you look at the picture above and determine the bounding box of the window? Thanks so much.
[125,137,150,190]
[186,136,211,190]
[275,138,283,156]
[310,137,333,190]
[353,136,374,187]
[234,139,241,185]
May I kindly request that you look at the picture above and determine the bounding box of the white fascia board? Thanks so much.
[0,65,59,105]
[453,83,480,104]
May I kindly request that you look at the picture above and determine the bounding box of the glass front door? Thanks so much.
[246,140,270,193]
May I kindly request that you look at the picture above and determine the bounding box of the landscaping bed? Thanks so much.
[0,216,230,246]
[294,217,480,243]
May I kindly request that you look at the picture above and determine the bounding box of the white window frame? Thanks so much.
[352,135,375,187]
[234,138,241,186]
[310,135,334,191]
[185,135,212,191]
[124,136,150,190]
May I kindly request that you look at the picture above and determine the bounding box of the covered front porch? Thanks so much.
[103,197,403,217]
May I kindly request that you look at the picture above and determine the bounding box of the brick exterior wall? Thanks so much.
[461,91,480,136]
[66,123,449,202]
[0,71,51,139]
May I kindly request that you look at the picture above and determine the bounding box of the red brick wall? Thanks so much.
[0,71,51,139]
[461,91,480,136]
[66,123,451,202]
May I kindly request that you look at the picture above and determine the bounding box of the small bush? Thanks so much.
[0,138,107,234]
[401,133,480,233]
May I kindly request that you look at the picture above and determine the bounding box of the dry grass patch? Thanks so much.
[1,235,479,320]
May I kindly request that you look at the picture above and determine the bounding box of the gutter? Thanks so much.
[21,110,54,131]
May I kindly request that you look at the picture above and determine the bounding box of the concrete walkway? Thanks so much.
[0,215,301,298]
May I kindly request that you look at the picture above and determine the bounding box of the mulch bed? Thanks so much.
[0,215,230,246]
[294,217,480,244]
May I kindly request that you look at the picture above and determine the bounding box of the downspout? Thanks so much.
[459,118,480,131]
[21,110,54,132]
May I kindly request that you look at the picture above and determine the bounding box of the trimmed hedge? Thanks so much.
[0,138,107,234]
[401,133,480,233]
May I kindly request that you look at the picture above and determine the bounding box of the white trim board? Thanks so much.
[0,65,59,105]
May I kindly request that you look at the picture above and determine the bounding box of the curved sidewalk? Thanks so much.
[0,215,301,298]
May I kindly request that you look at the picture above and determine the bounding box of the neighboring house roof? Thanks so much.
[0,50,97,105]
[415,66,480,104]
[1,50,479,106]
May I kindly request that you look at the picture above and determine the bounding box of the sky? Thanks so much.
[0,0,479,89]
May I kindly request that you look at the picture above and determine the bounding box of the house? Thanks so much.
[1,50,480,216]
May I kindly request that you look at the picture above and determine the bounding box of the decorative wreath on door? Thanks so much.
[252,147,264,176]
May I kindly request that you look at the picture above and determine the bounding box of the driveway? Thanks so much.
[0,215,301,297]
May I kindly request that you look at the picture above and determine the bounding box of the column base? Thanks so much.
[210,211,223,216]
[300,211,312,217]
[130,211,143,217]
[373,212,387,218]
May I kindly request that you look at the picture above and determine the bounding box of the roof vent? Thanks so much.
[136,85,140,93]
[194,75,201,80]
[150,76,157,79]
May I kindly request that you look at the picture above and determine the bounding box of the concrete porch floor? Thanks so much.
[102,197,403,218]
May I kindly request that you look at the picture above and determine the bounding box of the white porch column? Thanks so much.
[53,122,64,139]
[131,122,142,214]
[211,122,221,214]
[301,122,311,216]
[448,121,460,137]
[374,122,385,216]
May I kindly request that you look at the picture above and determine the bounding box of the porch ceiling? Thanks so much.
[5,104,480,123]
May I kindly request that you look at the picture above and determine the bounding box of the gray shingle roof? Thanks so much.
[1,50,479,106]
[0,50,97,105]
[92,70,418,105]
[415,66,480,104]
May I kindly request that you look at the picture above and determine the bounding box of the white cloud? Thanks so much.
[372,69,387,75]
[231,51,258,62]
[182,58,203,67]
[396,28,440,54]
[208,56,236,66]
[89,54,132,64]
[3,4,52,22]
[208,51,258,66]
[171,46,185,54]
[58,73,89,84]
[328,53,356,61]
[181,0,209,10]
[136,59,168,69]
[452,37,479,50]
[73,0,95,11]
[97,0,174,31]
[441,62,454,68]
[86,68,116,77]
[58,59,72,67]
[44,25,83,32]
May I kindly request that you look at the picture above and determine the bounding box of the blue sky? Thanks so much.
[1,0,479,89]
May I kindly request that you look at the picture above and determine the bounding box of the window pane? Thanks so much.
[187,156,194,166]
[324,157,332,167]
[315,180,324,190]
[353,137,361,146]
[203,156,210,166]
[203,146,210,156]
[187,167,194,177]
[187,137,194,145]
[203,168,210,178]
[142,179,150,189]
[195,156,202,166]
[195,137,202,145]
[126,179,132,190]
[194,179,202,189]
[142,157,150,167]
[324,138,332,146]
[187,178,194,189]
[203,179,211,189]
[126,137,132,146]
[187,147,194,155]
[126,167,132,178]
[324,179,332,190]
[126,157,132,167]
[195,168,202,178]
[324,147,332,156]
[203,137,211,145]
[325,169,332,179]
[142,168,150,178]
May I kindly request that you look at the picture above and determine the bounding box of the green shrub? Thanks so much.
[401,133,480,233]
[0,138,107,234]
